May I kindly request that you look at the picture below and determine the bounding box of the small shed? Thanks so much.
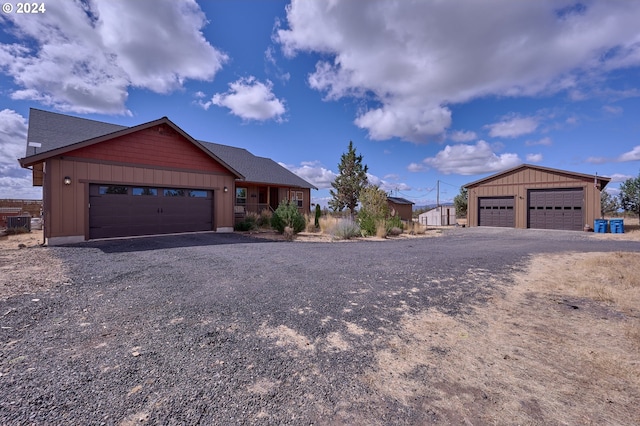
[418,205,457,226]
[387,197,414,221]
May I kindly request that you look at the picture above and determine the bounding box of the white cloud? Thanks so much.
[525,136,552,146]
[422,140,522,175]
[587,145,640,164]
[526,153,543,163]
[449,130,477,142]
[366,173,411,192]
[407,162,426,172]
[618,145,640,162]
[609,173,634,183]
[277,1,640,142]
[602,105,623,115]
[0,0,227,114]
[0,109,41,199]
[279,161,336,189]
[486,116,538,138]
[212,77,286,122]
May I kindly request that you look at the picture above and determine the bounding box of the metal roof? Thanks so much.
[387,196,414,205]
[21,109,316,189]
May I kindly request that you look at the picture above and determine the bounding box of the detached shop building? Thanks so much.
[19,109,315,245]
[464,164,610,231]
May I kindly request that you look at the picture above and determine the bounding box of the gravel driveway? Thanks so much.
[1,228,638,424]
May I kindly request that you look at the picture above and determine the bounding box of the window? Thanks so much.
[164,189,185,197]
[132,187,157,196]
[99,186,128,195]
[290,190,303,208]
[236,187,247,205]
[187,190,208,198]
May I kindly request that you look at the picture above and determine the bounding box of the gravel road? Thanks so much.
[1,228,638,424]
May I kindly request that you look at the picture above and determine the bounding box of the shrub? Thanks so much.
[332,218,361,240]
[314,204,321,228]
[257,209,272,228]
[358,211,377,237]
[385,216,404,235]
[271,200,305,234]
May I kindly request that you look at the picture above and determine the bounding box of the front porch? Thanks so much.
[234,184,310,223]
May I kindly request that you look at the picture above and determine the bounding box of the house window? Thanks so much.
[99,186,128,195]
[290,190,303,208]
[236,187,247,205]
[187,190,207,198]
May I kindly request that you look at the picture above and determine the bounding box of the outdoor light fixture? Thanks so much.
[224,186,228,193]
[63,176,72,185]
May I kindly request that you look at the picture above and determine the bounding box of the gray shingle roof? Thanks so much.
[387,196,414,205]
[25,108,127,157]
[22,109,316,189]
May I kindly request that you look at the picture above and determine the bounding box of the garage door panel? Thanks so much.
[527,189,583,231]
[478,197,514,227]
[90,185,213,239]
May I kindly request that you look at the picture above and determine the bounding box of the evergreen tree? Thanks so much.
[619,172,640,218]
[600,190,618,216]
[453,187,468,218]
[329,141,369,215]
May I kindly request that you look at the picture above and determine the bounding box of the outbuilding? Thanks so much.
[387,197,414,221]
[418,205,457,226]
[464,164,610,231]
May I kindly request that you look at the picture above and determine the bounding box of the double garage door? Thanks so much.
[528,188,583,231]
[478,188,584,231]
[89,184,213,239]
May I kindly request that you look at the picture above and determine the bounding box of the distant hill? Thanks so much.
[413,203,454,211]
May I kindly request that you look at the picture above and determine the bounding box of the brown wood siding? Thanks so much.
[65,124,229,174]
[467,167,602,230]
[46,157,235,240]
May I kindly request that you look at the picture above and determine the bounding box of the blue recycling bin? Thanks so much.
[594,219,608,233]
[609,218,624,234]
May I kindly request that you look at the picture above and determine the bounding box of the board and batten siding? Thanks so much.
[466,167,602,229]
[44,157,236,244]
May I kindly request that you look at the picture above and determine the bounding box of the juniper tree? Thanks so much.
[329,141,368,215]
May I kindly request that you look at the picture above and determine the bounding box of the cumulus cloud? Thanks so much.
[587,145,640,164]
[421,140,522,175]
[277,1,640,142]
[486,116,539,138]
[0,0,227,114]
[407,162,426,172]
[526,153,543,163]
[525,136,553,146]
[449,130,477,142]
[609,173,634,183]
[279,161,336,189]
[367,173,411,192]
[0,109,41,198]
[211,77,286,121]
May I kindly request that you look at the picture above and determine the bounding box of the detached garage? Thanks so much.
[464,164,610,231]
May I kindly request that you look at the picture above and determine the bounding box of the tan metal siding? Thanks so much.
[467,167,602,230]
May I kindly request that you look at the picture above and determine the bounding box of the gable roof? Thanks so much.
[19,109,317,189]
[463,164,611,189]
[387,196,414,205]
[200,141,317,189]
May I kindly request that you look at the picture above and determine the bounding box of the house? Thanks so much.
[18,109,316,245]
[418,205,457,226]
[463,164,610,231]
[387,196,414,221]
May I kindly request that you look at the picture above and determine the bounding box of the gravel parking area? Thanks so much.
[1,228,638,424]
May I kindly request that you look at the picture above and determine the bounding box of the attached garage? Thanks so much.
[464,164,610,231]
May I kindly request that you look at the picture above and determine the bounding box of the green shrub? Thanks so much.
[332,218,361,240]
[271,200,305,234]
[314,204,321,228]
[358,211,377,237]
[385,216,404,235]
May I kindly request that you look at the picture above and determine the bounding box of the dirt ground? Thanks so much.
[1,226,639,423]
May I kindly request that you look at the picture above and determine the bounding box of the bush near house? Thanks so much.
[271,200,306,234]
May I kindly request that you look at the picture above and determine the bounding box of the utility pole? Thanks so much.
[436,180,440,208]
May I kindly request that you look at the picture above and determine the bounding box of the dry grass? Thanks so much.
[592,216,640,241]
[364,251,640,424]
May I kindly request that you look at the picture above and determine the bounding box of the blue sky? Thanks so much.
[1,1,639,207]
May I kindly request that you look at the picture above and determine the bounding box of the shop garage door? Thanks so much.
[528,188,583,231]
[478,197,515,227]
[89,185,213,239]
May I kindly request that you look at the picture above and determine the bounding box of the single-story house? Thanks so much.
[19,109,316,245]
[418,205,457,226]
[463,164,610,231]
[387,196,414,221]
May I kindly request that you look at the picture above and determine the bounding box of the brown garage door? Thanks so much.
[528,188,583,231]
[478,197,515,227]
[89,185,213,239]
